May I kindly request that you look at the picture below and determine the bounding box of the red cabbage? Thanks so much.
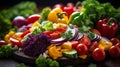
[22,33,51,57]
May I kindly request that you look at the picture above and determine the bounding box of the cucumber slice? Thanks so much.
[63,49,78,59]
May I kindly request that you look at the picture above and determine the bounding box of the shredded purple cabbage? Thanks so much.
[22,33,51,57]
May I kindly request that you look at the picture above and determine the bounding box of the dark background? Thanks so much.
[0,0,120,9]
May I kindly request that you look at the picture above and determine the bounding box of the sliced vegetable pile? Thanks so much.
[1,0,120,67]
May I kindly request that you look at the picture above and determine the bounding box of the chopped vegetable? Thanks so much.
[36,56,59,67]
[22,33,51,57]
[88,63,97,67]
[61,30,72,39]
[47,8,69,24]
[63,49,78,58]
[48,45,62,59]
[39,7,51,23]
[17,63,26,67]
[0,44,14,58]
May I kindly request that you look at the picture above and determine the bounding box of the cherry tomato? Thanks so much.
[27,14,40,24]
[89,41,99,52]
[76,43,88,55]
[110,38,119,45]
[116,42,120,47]
[109,45,120,58]
[92,48,106,61]
[79,35,91,48]
[50,31,61,39]
[71,41,79,49]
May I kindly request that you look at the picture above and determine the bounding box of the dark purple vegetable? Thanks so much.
[92,34,101,42]
[22,33,51,57]
[12,16,27,28]
[69,28,79,41]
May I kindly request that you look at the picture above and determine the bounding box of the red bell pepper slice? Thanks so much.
[21,30,30,38]
[10,37,22,47]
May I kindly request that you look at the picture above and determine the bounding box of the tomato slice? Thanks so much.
[71,41,79,49]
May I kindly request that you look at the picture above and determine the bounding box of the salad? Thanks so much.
[0,0,120,67]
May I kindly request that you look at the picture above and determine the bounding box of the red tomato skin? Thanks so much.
[89,41,99,52]
[76,43,88,55]
[92,48,106,61]
[116,42,120,48]
[109,45,120,58]
[79,35,91,48]
[71,41,79,49]
[110,38,119,45]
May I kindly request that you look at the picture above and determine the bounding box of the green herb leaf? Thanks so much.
[88,63,97,67]
[39,7,51,23]
[61,30,73,39]
[17,63,26,67]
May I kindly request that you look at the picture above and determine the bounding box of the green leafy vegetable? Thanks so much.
[36,56,60,67]
[39,7,51,23]
[42,21,54,31]
[49,60,59,67]
[17,63,26,67]
[87,32,95,40]
[88,63,97,67]
[32,26,45,35]
[78,0,120,38]
[0,44,14,58]
[32,21,54,35]
[61,30,73,39]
